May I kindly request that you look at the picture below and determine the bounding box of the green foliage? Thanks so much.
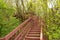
[0,0,60,40]
[0,0,20,37]
[45,0,60,40]
[0,17,20,37]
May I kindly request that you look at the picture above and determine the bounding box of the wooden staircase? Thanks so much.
[0,16,48,40]
[24,25,40,40]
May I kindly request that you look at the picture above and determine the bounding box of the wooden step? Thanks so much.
[32,28,40,30]
[25,37,40,40]
[28,32,40,34]
[27,34,40,37]
[31,28,40,30]
[30,30,40,32]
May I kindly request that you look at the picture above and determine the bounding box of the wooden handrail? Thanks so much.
[0,17,32,40]
[0,16,47,40]
[14,21,32,40]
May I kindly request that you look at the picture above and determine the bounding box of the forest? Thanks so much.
[0,0,60,40]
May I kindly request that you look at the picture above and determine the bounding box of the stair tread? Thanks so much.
[29,32,40,34]
[30,31,40,32]
[27,33,40,35]
[27,34,40,37]
[26,36,40,39]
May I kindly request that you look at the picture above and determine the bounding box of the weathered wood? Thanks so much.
[0,16,48,40]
